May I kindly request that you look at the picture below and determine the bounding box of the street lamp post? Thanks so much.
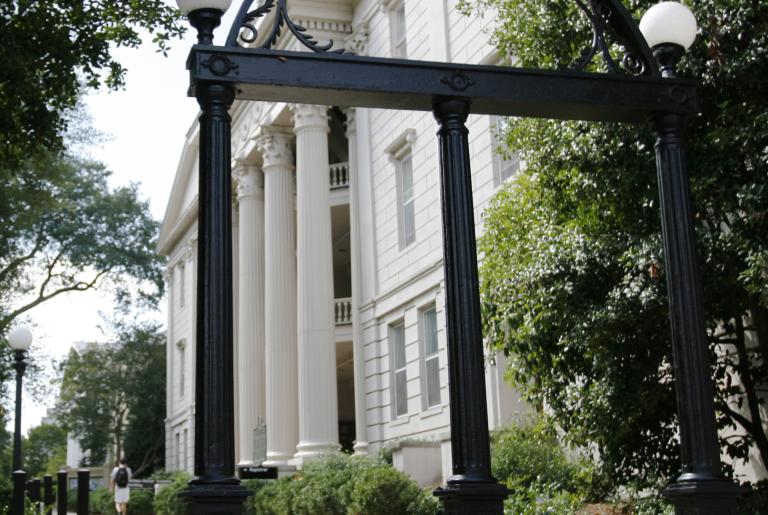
[7,326,32,515]
[640,3,741,513]
[176,1,251,514]
[175,0,741,513]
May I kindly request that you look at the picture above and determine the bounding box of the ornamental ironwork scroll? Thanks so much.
[225,0,658,76]
[572,0,660,77]
[226,0,347,53]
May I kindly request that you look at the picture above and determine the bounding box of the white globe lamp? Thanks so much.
[177,0,233,45]
[7,326,32,351]
[640,2,698,77]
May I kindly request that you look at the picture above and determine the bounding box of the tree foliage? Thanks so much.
[57,322,166,476]
[0,1,185,167]
[23,423,67,478]
[0,151,165,337]
[467,0,768,486]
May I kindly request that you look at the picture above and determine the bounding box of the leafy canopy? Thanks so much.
[468,0,768,486]
[0,1,185,167]
[57,322,166,476]
[0,151,165,337]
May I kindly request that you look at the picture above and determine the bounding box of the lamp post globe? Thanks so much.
[177,0,232,44]
[7,327,32,351]
[640,2,697,78]
[640,2,698,50]
[176,0,232,16]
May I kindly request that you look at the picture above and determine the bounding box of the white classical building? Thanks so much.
[158,0,526,486]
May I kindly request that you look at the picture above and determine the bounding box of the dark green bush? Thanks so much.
[89,488,113,514]
[153,471,192,515]
[247,454,439,515]
[129,488,155,515]
[66,488,77,511]
[739,480,768,515]
[491,418,607,512]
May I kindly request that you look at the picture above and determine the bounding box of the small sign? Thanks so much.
[238,466,278,480]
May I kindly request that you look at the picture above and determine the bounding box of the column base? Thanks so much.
[663,479,743,515]
[294,441,340,464]
[262,451,294,468]
[180,481,251,515]
[434,479,509,515]
[352,441,369,456]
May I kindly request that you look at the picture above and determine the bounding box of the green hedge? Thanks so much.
[490,418,607,514]
[247,455,439,515]
[153,471,192,515]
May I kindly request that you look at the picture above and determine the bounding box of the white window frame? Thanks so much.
[419,306,441,409]
[178,261,186,309]
[384,129,418,250]
[177,340,186,398]
[490,115,520,187]
[389,321,408,418]
[385,0,407,58]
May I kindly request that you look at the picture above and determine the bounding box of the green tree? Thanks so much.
[0,150,165,337]
[0,1,185,167]
[23,423,67,478]
[58,322,166,476]
[467,0,768,486]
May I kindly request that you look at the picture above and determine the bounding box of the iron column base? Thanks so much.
[664,480,742,514]
[434,481,509,515]
[181,482,251,515]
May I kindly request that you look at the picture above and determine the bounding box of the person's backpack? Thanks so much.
[115,467,129,488]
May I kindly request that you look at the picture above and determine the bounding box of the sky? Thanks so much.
[14,4,238,434]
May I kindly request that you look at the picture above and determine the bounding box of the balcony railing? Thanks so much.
[334,298,352,325]
[330,162,349,189]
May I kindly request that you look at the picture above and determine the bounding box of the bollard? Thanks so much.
[43,475,54,515]
[57,470,67,515]
[30,478,42,505]
[12,471,26,515]
[77,469,89,515]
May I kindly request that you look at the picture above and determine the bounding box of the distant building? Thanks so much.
[158,0,526,485]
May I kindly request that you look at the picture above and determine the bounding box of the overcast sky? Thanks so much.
[15,4,238,434]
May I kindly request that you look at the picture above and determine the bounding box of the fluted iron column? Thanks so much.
[432,97,508,514]
[182,74,249,513]
[653,111,740,513]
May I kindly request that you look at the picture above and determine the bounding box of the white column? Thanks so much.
[292,104,340,460]
[234,162,266,466]
[257,130,300,467]
[345,108,369,456]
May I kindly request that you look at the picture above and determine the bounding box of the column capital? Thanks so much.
[256,130,295,170]
[233,162,264,200]
[290,104,330,133]
[346,22,370,56]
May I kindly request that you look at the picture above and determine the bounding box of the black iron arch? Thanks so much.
[225,0,659,76]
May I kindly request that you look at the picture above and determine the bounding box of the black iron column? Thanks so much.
[652,44,740,515]
[181,9,249,515]
[432,97,508,514]
[12,470,25,515]
[43,474,53,515]
[57,470,67,515]
[76,469,89,515]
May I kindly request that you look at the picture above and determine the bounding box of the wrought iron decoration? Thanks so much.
[226,0,347,53]
[572,0,660,77]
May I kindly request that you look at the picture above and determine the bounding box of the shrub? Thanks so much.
[129,488,155,515]
[739,480,768,515]
[153,471,192,515]
[491,417,608,512]
[89,488,113,514]
[247,454,439,515]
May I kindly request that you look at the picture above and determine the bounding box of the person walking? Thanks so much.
[109,458,132,515]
